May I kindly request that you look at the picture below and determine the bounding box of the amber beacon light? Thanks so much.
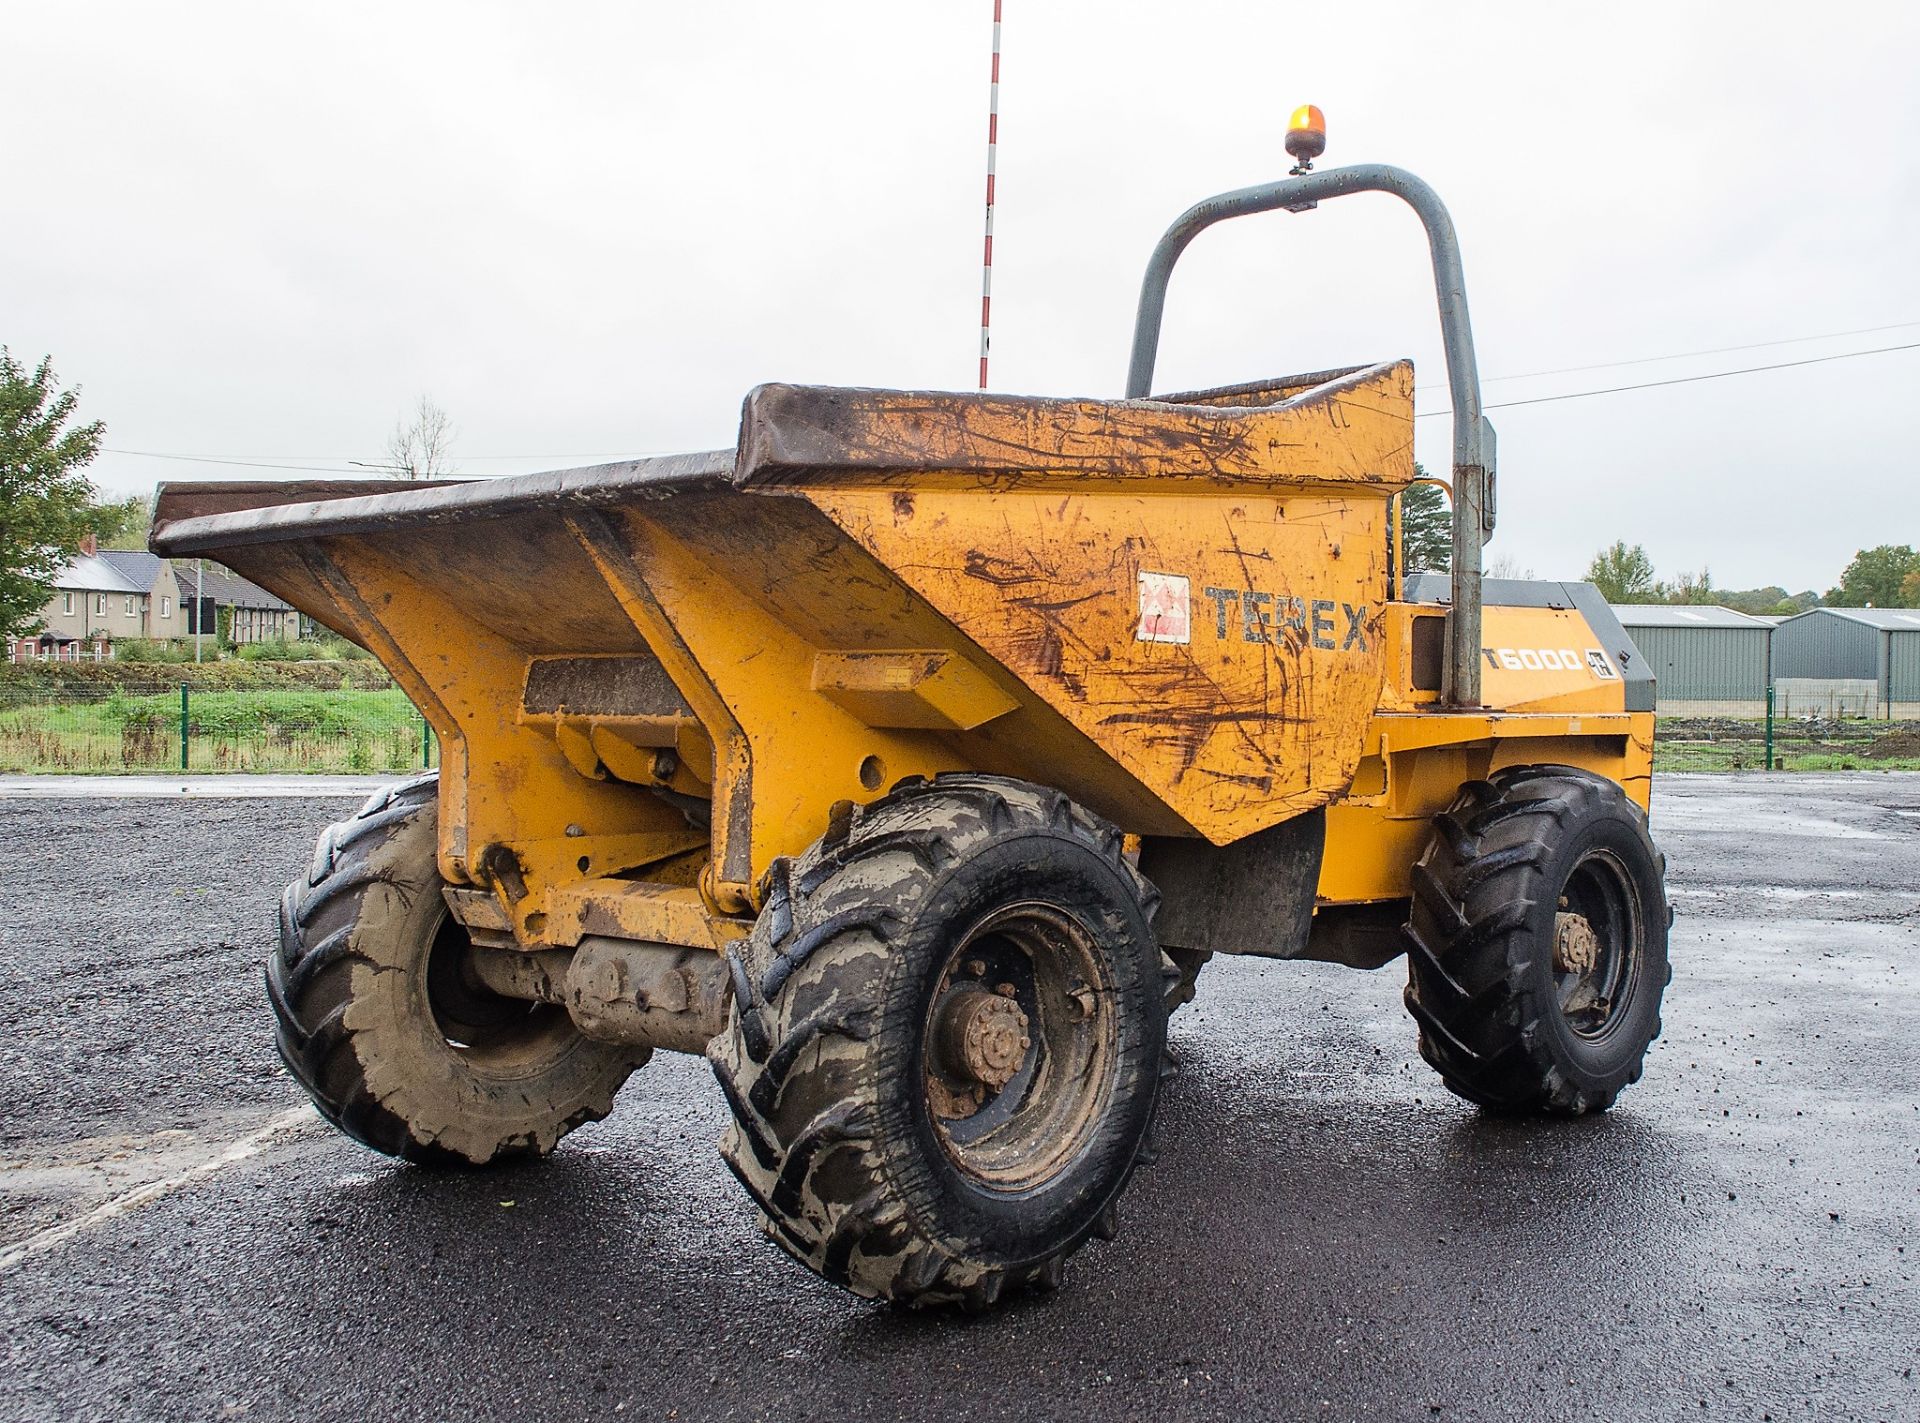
[1285,103,1327,172]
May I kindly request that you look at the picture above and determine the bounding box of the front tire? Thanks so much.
[268,774,643,1165]
[711,775,1170,1309]
[1403,765,1670,1115]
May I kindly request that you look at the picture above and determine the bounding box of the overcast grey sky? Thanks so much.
[5,1,1916,592]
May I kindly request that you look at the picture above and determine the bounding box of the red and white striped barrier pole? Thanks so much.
[978,0,1001,389]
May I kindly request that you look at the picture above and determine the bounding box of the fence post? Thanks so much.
[421,715,432,769]
[179,683,190,770]
[1765,684,1775,771]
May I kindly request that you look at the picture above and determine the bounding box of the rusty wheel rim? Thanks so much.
[922,902,1117,1193]
[1553,848,1642,1042]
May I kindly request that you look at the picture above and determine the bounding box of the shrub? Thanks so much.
[237,638,330,662]
[114,638,189,664]
[0,658,394,694]
[100,688,174,730]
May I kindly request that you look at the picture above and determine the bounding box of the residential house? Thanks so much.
[174,562,297,645]
[11,539,297,660]
[14,540,187,658]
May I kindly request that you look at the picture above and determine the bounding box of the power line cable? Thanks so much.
[97,451,371,474]
[1429,318,1920,389]
[1414,340,1920,418]
[99,449,639,472]
[99,327,1920,469]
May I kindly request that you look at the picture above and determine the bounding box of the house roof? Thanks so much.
[51,554,144,594]
[170,561,293,611]
[1782,607,1920,632]
[96,549,171,590]
[1611,604,1775,630]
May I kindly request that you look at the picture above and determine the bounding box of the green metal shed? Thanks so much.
[1612,605,1773,716]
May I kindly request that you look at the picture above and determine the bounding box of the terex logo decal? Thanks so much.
[1202,587,1370,652]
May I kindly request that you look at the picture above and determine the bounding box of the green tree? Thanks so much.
[96,491,153,550]
[1828,545,1920,607]
[1584,541,1657,602]
[1902,568,1920,608]
[0,349,106,637]
[1399,469,1451,574]
[1715,584,1782,614]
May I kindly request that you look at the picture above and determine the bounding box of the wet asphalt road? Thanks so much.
[2,775,1916,1422]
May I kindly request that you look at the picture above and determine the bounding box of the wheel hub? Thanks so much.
[1553,911,1601,975]
[1551,857,1641,1038]
[938,988,1031,1092]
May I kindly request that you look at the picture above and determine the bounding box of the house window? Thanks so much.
[95,593,106,615]
[62,592,74,615]
[125,596,136,617]
[160,595,172,619]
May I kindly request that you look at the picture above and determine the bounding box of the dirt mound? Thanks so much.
[1864,725,1920,760]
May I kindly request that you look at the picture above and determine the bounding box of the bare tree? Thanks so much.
[1666,567,1717,605]
[383,396,456,479]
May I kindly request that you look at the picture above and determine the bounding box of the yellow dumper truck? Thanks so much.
[152,149,1669,1310]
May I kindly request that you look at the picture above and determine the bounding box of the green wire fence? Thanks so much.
[1651,693,1920,772]
[1,678,1914,776]
[0,681,435,774]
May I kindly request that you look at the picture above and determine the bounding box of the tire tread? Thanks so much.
[1403,764,1668,1116]
[711,775,1165,1307]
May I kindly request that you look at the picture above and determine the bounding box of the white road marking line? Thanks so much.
[0,775,392,800]
[0,1108,313,1275]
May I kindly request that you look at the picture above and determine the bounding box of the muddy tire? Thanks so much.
[267,774,643,1165]
[1403,765,1670,1116]
[711,774,1170,1309]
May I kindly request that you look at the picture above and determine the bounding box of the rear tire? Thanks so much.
[268,774,643,1165]
[711,774,1170,1309]
[1403,765,1670,1115]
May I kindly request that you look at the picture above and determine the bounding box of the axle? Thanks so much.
[466,937,732,1056]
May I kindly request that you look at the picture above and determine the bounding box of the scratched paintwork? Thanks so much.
[791,362,1413,842]
[148,358,1653,953]
[807,484,1392,839]
[738,361,1414,491]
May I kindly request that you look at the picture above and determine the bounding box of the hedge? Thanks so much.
[0,658,394,694]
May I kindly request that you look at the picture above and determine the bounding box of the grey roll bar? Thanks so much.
[1125,163,1496,707]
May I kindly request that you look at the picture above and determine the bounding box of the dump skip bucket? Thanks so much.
[153,364,1413,926]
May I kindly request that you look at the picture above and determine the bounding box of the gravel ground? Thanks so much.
[1,774,1916,1422]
